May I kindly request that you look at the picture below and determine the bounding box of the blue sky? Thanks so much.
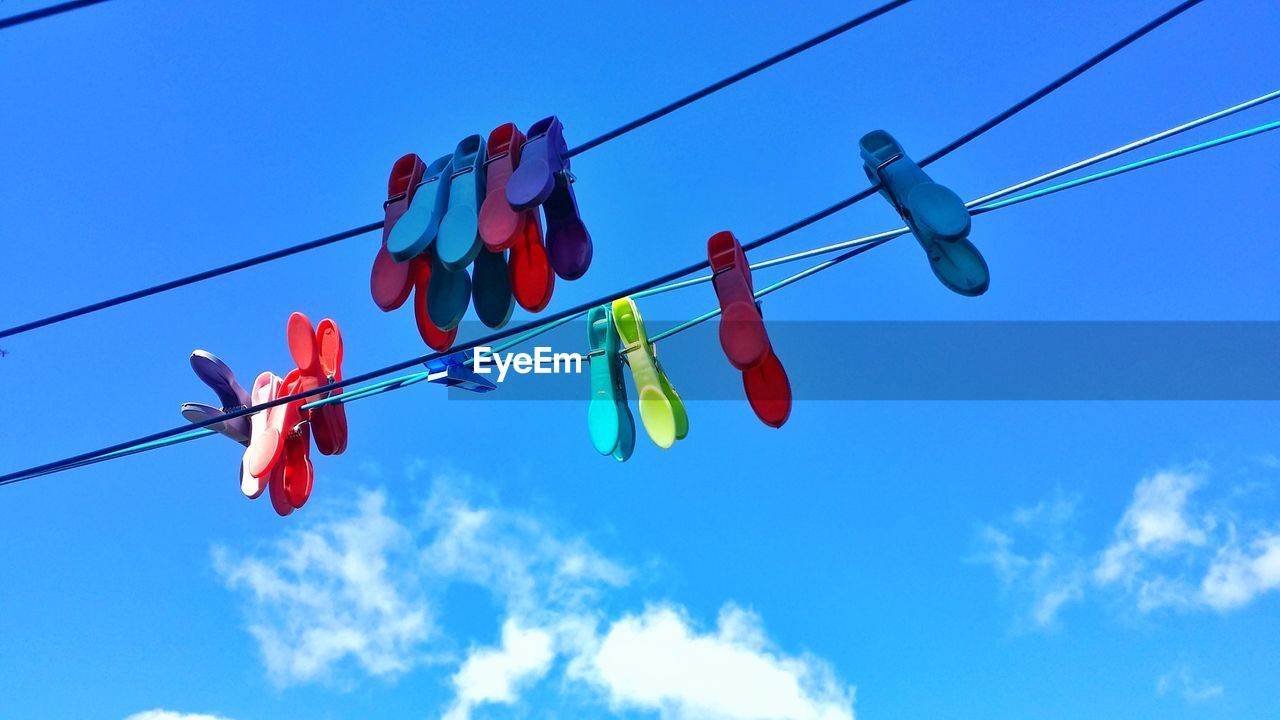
[1,1,1279,719]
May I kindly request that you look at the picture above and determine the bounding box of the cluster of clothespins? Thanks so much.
[371,116,592,349]
[179,125,987,507]
[181,313,348,516]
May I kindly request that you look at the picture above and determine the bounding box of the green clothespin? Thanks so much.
[611,296,688,449]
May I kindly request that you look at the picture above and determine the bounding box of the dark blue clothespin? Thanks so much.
[425,350,496,393]
[859,130,989,296]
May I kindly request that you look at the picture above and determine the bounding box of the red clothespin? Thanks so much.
[708,231,792,428]
[287,312,348,456]
[371,154,427,311]
[240,312,350,517]
[478,122,555,312]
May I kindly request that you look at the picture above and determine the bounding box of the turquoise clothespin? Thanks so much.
[437,134,489,271]
[859,130,989,296]
[387,154,454,263]
[586,304,635,462]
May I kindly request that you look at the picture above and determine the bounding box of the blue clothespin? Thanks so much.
[859,130,989,296]
[424,350,496,393]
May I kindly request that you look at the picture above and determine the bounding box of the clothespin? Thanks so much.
[180,350,253,445]
[425,350,497,393]
[386,154,454,263]
[242,369,310,517]
[509,210,555,312]
[708,231,791,428]
[473,122,541,328]
[241,312,349,517]
[372,154,427,311]
[472,248,515,329]
[506,116,593,281]
[480,122,554,311]
[611,297,688,449]
[859,130,989,296]
[479,123,530,252]
[426,250,472,332]
[411,258,459,351]
[436,135,489,271]
[287,312,348,456]
[421,135,493,332]
[586,303,636,462]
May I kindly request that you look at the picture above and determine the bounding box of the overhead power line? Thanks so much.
[0,0,111,30]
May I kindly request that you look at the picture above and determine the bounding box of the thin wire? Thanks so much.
[0,0,110,30]
[0,0,1205,485]
[0,0,913,341]
[563,0,914,157]
[0,222,383,340]
[915,0,1207,169]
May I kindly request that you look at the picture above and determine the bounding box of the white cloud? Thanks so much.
[124,707,235,712]
[419,487,628,622]
[976,466,1280,626]
[1201,532,1280,610]
[443,619,556,720]
[1094,471,1208,586]
[1157,665,1224,704]
[579,604,854,720]
[212,491,431,685]
[215,476,857,720]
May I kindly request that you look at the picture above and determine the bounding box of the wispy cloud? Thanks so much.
[970,495,1086,628]
[215,473,857,720]
[212,491,432,685]
[974,466,1280,627]
[124,711,234,720]
[1157,665,1224,704]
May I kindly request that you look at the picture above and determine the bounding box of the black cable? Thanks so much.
[0,0,110,30]
[0,0,1208,486]
[0,0,915,340]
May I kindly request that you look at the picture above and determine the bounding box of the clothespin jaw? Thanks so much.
[859,130,989,297]
[425,350,497,393]
[372,154,429,311]
[586,304,636,461]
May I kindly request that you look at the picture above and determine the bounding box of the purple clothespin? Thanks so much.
[181,350,254,445]
[506,116,593,281]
